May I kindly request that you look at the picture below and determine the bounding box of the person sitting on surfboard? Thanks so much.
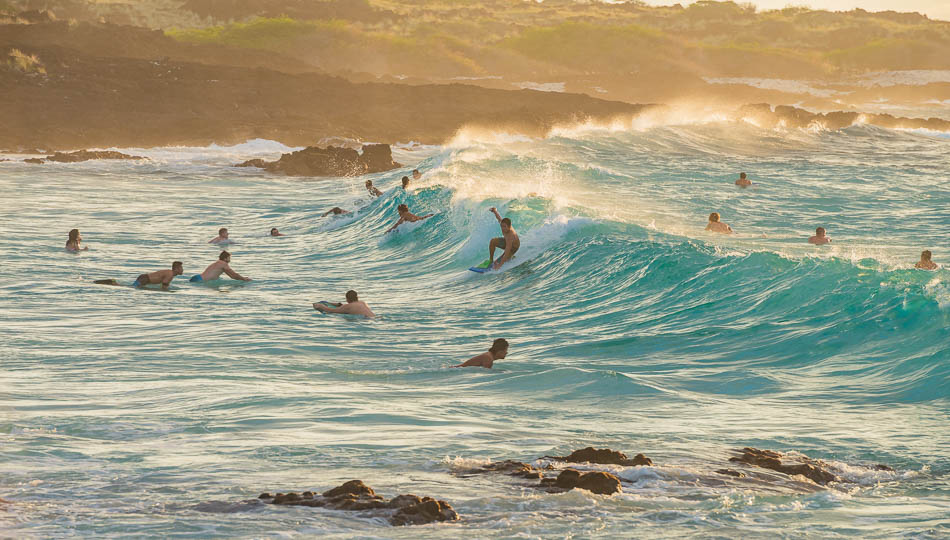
[209,227,231,244]
[489,207,520,270]
[313,290,375,318]
[808,227,831,245]
[915,250,938,270]
[454,338,509,369]
[94,261,183,290]
[386,204,433,233]
[705,212,733,234]
[189,251,251,282]
[365,179,383,198]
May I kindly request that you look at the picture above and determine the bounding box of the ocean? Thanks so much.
[2,118,948,538]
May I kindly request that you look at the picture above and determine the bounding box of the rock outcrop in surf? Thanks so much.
[727,447,893,486]
[735,104,950,132]
[545,446,653,466]
[236,144,401,177]
[458,447,654,496]
[22,149,146,164]
[257,480,458,526]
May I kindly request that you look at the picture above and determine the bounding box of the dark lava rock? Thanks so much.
[24,157,45,164]
[716,469,746,478]
[872,464,895,472]
[235,144,401,177]
[258,480,458,527]
[44,150,146,163]
[729,447,839,485]
[470,460,546,479]
[547,446,653,466]
[550,469,622,495]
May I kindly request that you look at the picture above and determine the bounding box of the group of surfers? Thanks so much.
[703,173,939,270]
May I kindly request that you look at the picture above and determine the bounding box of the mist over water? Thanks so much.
[2,119,949,538]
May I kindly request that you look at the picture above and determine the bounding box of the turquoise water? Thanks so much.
[1,121,949,538]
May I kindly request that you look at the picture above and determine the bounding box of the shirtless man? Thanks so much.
[95,261,183,290]
[270,228,285,237]
[189,251,251,282]
[735,172,752,187]
[915,250,938,270]
[454,339,509,369]
[313,290,375,318]
[489,207,520,270]
[365,179,382,198]
[401,176,410,189]
[705,212,733,234]
[322,207,350,217]
[386,204,433,233]
[209,228,230,244]
[808,227,832,245]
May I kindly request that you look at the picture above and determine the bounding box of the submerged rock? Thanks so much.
[23,157,45,164]
[258,480,458,526]
[45,150,146,162]
[729,447,839,485]
[546,446,653,467]
[236,144,401,177]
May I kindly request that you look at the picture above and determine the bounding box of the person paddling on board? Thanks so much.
[95,261,183,290]
[313,290,375,318]
[189,251,251,282]
[386,204,433,233]
[454,338,509,369]
[322,207,350,217]
[915,250,938,270]
[735,172,752,187]
[808,227,832,245]
[489,207,520,270]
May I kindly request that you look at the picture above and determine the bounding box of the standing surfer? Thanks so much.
[488,207,520,270]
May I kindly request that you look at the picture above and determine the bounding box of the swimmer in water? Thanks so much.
[313,289,375,318]
[401,176,410,190]
[322,207,350,217]
[66,228,88,252]
[705,212,733,234]
[915,250,938,270]
[489,207,520,270]
[209,227,230,244]
[412,169,422,181]
[735,172,752,187]
[386,203,433,233]
[189,251,251,282]
[365,179,382,198]
[95,261,183,290]
[270,228,285,237]
[454,338,509,369]
[808,227,831,245]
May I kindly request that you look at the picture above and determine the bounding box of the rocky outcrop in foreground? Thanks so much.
[236,144,401,177]
[257,480,458,526]
[23,149,145,164]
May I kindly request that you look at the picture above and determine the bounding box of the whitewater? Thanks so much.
[1,119,948,538]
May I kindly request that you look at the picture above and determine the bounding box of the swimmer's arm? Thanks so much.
[223,264,251,281]
[315,303,346,313]
[454,353,490,368]
[386,218,405,233]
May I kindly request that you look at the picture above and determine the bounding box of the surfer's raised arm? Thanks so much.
[490,207,503,223]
